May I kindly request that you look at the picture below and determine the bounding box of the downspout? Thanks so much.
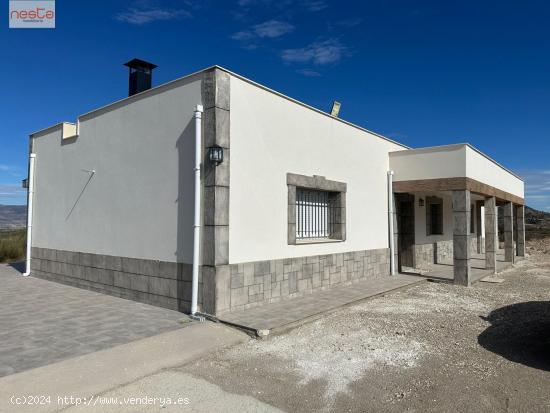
[24,153,36,276]
[388,170,396,276]
[191,105,204,316]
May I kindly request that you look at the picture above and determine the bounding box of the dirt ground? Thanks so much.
[184,242,550,412]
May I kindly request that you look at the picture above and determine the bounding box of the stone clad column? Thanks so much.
[516,204,526,257]
[484,197,497,273]
[201,68,231,315]
[503,202,514,263]
[453,190,471,286]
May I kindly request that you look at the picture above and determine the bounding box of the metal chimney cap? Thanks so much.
[330,101,341,117]
[123,58,158,70]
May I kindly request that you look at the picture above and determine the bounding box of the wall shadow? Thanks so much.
[478,301,550,371]
[175,119,196,313]
[9,261,25,273]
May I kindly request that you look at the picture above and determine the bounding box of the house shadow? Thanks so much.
[478,301,550,371]
[9,261,25,274]
[175,118,197,313]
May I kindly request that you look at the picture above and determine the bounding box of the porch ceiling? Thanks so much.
[392,177,524,205]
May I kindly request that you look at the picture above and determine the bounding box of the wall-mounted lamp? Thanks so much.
[419,198,424,207]
[22,178,28,189]
[208,145,224,166]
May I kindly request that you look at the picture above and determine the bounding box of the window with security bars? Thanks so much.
[296,188,340,240]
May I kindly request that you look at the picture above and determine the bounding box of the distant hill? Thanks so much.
[525,206,550,223]
[525,206,550,240]
[0,205,27,230]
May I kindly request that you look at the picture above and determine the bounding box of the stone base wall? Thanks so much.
[413,237,479,267]
[413,243,436,267]
[222,248,390,315]
[30,247,199,312]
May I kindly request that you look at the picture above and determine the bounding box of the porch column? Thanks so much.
[503,202,514,263]
[516,204,526,257]
[453,190,471,286]
[485,196,497,273]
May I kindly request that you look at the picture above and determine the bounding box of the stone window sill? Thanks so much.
[295,238,344,245]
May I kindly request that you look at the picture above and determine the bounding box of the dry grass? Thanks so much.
[0,229,26,263]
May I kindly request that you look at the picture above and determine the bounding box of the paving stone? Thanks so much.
[0,264,187,378]
[220,274,423,332]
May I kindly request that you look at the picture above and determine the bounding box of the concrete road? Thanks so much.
[64,371,283,412]
[0,323,253,413]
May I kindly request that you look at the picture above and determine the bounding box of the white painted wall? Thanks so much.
[228,75,407,263]
[465,146,524,198]
[390,145,467,182]
[413,192,454,245]
[31,76,202,263]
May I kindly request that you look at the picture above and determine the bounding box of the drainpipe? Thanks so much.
[24,153,36,276]
[388,170,396,276]
[191,105,203,316]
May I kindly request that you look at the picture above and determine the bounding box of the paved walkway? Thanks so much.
[0,324,248,413]
[0,263,190,377]
[406,251,516,283]
[219,274,423,336]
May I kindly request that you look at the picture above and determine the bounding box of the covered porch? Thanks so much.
[407,251,514,283]
[389,144,525,286]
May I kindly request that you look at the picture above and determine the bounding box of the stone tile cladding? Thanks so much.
[30,247,197,312]
[222,248,390,314]
[413,237,480,267]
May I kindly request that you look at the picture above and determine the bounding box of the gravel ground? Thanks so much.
[184,243,550,412]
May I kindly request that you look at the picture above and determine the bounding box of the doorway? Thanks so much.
[396,193,415,270]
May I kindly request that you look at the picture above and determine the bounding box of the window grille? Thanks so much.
[296,188,339,239]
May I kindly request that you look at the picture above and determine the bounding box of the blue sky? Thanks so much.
[1,0,549,210]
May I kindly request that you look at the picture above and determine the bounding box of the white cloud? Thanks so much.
[230,31,256,41]
[253,20,294,38]
[0,184,26,200]
[296,68,322,77]
[231,19,294,48]
[520,169,550,210]
[300,0,328,11]
[235,0,327,12]
[335,17,362,28]
[0,164,22,178]
[116,8,191,25]
[281,38,348,65]
[0,164,18,172]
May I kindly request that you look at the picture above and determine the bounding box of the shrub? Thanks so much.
[0,229,26,263]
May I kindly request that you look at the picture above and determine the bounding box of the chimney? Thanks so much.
[123,58,158,96]
[330,101,341,117]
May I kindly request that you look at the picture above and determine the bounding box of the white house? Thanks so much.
[24,61,525,317]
